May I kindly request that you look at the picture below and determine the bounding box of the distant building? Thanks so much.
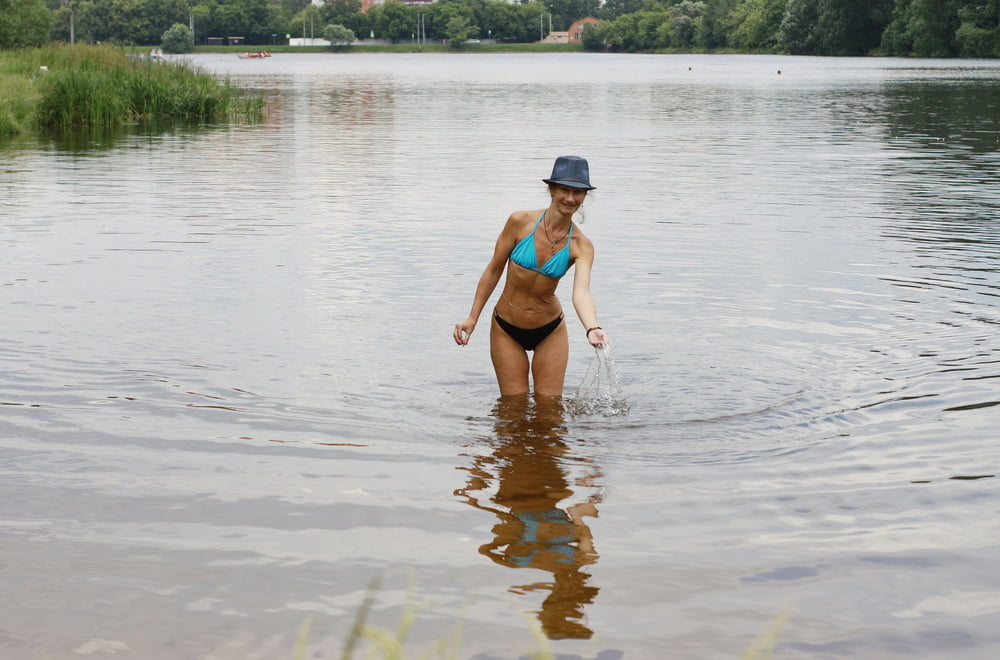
[312,0,511,14]
[568,17,600,43]
[344,0,434,11]
[541,17,600,44]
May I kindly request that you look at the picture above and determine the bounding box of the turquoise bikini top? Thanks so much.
[509,211,573,279]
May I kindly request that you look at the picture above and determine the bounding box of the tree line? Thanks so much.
[584,0,1000,57]
[4,0,1000,57]
[31,0,570,47]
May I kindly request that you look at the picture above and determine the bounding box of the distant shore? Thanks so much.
[190,43,585,55]
[183,43,809,57]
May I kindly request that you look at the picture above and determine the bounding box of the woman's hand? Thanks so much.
[586,327,608,347]
[454,318,477,345]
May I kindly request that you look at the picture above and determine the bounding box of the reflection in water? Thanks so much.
[455,396,603,640]
[33,120,222,153]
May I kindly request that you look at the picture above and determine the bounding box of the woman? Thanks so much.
[453,156,608,397]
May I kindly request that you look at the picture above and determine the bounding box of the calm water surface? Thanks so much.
[2,53,1000,659]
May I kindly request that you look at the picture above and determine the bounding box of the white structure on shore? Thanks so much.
[289,37,332,46]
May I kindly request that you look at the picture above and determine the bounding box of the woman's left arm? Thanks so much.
[571,239,608,347]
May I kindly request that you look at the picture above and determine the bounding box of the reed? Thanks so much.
[0,44,263,133]
[305,580,786,659]
[292,577,554,660]
[0,74,40,135]
[744,604,791,660]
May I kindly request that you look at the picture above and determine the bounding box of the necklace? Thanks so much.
[542,219,570,254]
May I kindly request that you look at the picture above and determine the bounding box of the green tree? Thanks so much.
[696,0,735,48]
[444,14,478,45]
[954,0,1000,55]
[915,0,962,55]
[517,1,549,42]
[423,0,476,42]
[729,0,786,51]
[52,0,189,45]
[882,0,962,56]
[217,2,250,38]
[189,3,211,41]
[588,10,663,50]
[481,1,524,41]
[49,1,93,44]
[811,0,893,55]
[581,18,605,47]
[636,9,670,48]
[955,20,999,55]
[597,0,648,21]
[368,0,413,43]
[545,0,601,31]
[136,0,191,45]
[161,22,195,52]
[778,0,819,52]
[880,0,915,53]
[0,0,52,48]
[319,0,361,26]
[242,0,271,42]
[323,22,355,46]
[668,1,704,47]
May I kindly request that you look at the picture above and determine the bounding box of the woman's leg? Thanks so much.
[530,320,569,397]
[491,315,531,396]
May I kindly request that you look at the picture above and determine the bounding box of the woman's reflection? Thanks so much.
[455,395,603,640]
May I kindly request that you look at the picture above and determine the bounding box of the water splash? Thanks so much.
[568,344,630,416]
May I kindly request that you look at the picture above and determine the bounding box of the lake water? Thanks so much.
[2,52,1000,659]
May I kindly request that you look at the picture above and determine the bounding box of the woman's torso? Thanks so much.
[498,209,578,326]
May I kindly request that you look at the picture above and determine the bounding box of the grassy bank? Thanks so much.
[0,44,263,136]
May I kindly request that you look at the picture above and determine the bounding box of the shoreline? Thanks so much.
[189,43,586,55]
[185,44,922,57]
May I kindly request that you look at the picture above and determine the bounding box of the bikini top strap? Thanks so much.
[534,209,546,231]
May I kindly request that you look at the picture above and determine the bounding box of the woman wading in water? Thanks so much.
[453,156,608,397]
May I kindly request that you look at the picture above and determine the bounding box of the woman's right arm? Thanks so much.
[454,214,521,345]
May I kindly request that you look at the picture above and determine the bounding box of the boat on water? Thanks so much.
[130,48,165,62]
[237,51,272,59]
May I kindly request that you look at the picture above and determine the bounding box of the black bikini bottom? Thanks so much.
[494,312,563,351]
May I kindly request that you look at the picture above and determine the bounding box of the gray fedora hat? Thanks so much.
[543,155,596,190]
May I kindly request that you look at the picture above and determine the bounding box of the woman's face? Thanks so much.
[550,184,588,215]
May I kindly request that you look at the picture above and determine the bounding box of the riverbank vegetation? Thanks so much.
[0,0,51,49]
[0,45,263,136]
[187,42,582,54]
[583,0,1000,56]
[10,0,996,58]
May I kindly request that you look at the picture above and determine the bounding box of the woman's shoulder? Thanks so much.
[504,209,545,232]
[570,224,594,259]
[508,208,545,222]
[571,223,593,246]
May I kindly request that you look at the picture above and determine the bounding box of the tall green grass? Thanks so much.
[0,74,40,135]
[0,44,263,135]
